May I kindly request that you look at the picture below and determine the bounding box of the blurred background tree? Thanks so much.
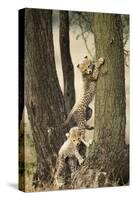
[59,11,75,114]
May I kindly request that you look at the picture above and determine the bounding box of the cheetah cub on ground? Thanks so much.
[55,127,91,188]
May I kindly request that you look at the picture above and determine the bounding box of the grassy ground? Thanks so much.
[19,114,36,192]
[24,128,36,192]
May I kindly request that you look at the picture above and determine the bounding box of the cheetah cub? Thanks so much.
[64,56,104,136]
[55,127,90,188]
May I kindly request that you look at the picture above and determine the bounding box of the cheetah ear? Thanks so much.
[66,133,70,138]
[77,64,79,68]
[84,56,88,59]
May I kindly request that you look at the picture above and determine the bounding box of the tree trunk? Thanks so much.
[93,14,129,183]
[59,11,75,114]
[94,14,126,146]
[24,8,67,189]
[72,14,129,188]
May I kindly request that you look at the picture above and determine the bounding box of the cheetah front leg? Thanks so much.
[74,147,84,165]
[92,58,104,80]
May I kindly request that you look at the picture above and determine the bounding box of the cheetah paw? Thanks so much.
[79,158,84,165]
[55,177,65,189]
[98,57,104,65]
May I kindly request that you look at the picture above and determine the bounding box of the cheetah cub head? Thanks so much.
[66,127,82,146]
[77,56,94,75]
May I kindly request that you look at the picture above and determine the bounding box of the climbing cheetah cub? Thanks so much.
[55,127,91,187]
[64,56,104,136]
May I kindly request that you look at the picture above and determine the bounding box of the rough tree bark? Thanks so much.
[59,11,75,114]
[24,9,67,190]
[72,14,129,189]
[93,13,129,184]
[94,14,126,146]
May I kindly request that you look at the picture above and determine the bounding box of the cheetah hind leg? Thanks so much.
[67,157,78,179]
[86,124,94,130]
[54,157,66,189]
[84,120,94,130]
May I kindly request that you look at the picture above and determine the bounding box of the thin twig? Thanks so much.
[78,15,94,60]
